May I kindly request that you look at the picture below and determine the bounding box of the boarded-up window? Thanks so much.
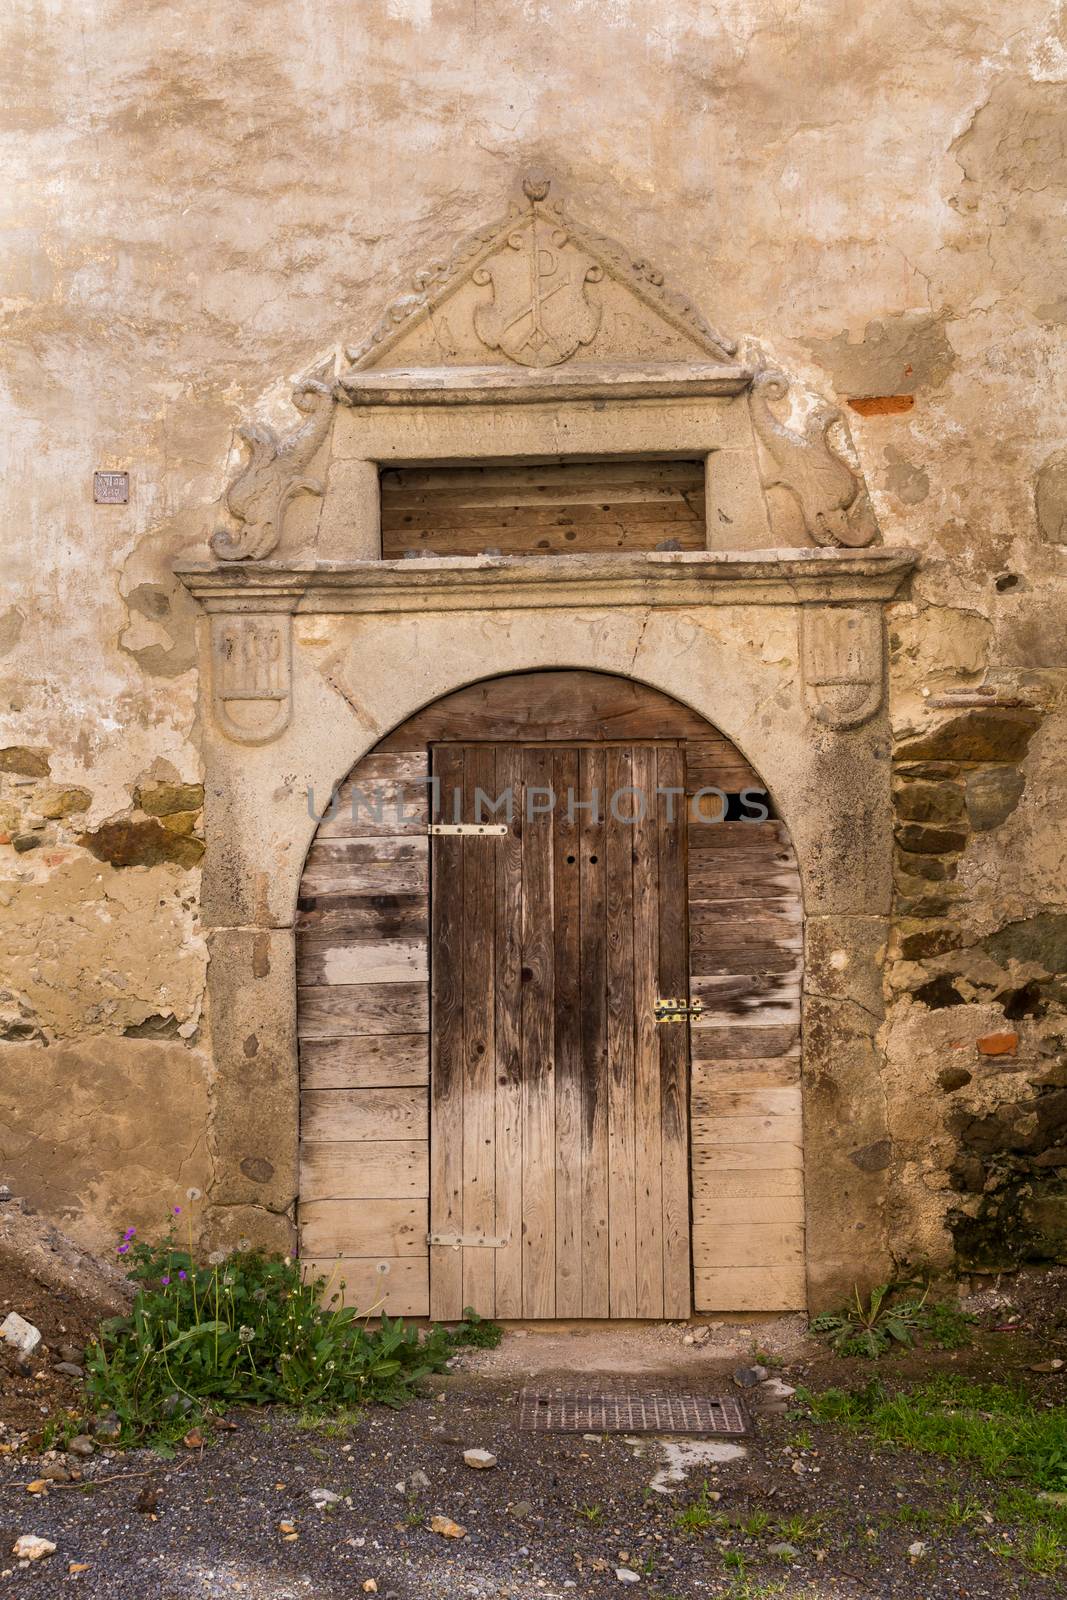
[379,459,706,559]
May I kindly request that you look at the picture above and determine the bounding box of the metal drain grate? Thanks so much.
[519,1388,750,1436]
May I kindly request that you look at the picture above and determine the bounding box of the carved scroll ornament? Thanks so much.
[750,370,879,549]
[801,604,884,729]
[211,358,336,562]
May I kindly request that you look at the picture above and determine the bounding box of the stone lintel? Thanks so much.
[336,359,753,406]
[175,546,918,615]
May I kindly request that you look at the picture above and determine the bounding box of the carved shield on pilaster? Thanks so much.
[801,605,884,730]
[211,614,292,744]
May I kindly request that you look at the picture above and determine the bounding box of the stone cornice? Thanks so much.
[336,360,753,407]
[175,547,918,615]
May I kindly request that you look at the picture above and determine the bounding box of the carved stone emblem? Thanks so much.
[470,177,603,366]
[211,358,336,562]
[211,614,292,743]
[801,605,883,729]
[343,175,737,371]
[750,371,879,548]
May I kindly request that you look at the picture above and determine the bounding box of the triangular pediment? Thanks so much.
[345,176,736,372]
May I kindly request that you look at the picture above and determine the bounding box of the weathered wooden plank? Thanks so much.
[297,983,429,1038]
[691,1165,804,1199]
[300,1034,428,1090]
[694,1264,806,1312]
[298,1141,428,1201]
[521,746,556,1317]
[631,745,663,1318]
[691,1222,805,1267]
[493,744,524,1319]
[690,1024,800,1059]
[461,745,498,1316]
[691,1109,802,1145]
[375,672,716,747]
[297,937,428,987]
[692,1141,804,1171]
[301,837,428,895]
[689,974,802,1025]
[296,892,427,940]
[691,1057,801,1094]
[657,744,691,1319]
[692,1084,801,1118]
[299,1198,427,1257]
[382,460,704,494]
[428,744,464,1320]
[553,747,583,1318]
[687,864,804,902]
[604,747,637,1318]
[693,1194,805,1228]
[688,943,801,977]
[314,783,428,839]
[579,746,610,1318]
[304,1256,429,1316]
[301,1087,428,1143]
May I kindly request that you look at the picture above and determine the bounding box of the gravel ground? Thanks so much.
[0,1359,1062,1600]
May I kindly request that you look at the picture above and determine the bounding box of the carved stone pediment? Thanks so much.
[345,176,737,372]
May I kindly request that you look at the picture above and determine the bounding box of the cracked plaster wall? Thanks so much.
[2,0,1066,1276]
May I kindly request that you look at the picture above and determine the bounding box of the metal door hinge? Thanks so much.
[428,823,508,836]
[428,1232,511,1249]
[654,997,705,1024]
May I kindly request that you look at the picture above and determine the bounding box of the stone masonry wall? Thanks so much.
[1,0,1065,1274]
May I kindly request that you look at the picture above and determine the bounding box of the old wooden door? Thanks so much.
[429,742,691,1320]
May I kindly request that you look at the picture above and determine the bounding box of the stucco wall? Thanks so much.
[2,0,1065,1274]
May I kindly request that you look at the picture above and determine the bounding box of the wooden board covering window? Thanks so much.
[379,460,706,558]
[297,671,804,1317]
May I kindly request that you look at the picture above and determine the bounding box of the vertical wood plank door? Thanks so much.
[429,743,692,1320]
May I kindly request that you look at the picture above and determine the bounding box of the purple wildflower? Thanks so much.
[178,1270,188,1281]
[123,1227,136,1240]
[161,1276,171,1286]
[117,1243,129,1255]
[173,1206,181,1215]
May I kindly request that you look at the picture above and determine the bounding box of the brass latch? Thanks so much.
[654,997,705,1024]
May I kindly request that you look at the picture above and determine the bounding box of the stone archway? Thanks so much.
[175,174,917,1310]
[295,671,805,1317]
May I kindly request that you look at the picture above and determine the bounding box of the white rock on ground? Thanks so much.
[310,1488,342,1508]
[463,1448,497,1469]
[1,1312,42,1355]
[616,1568,640,1584]
[12,1535,56,1561]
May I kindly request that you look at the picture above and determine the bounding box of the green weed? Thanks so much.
[802,1375,1067,1491]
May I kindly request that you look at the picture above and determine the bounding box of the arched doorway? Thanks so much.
[295,670,804,1319]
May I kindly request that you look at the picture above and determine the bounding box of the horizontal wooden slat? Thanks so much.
[694,1264,806,1312]
[301,837,427,895]
[692,1140,803,1171]
[690,1024,800,1059]
[296,892,427,939]
[382,460,704,493]
[314,786,428,839]
[299,1140,428,1200]
[304,1256,429,1316]
[300,1034,428,1090]
[691,1055,801,1091]
[692,1084,801,1117]
[299,1198,427,1257]
[301,1087,428,1142]
[297,937,428,986]
[691,1222,805,1267]
[297,982,428,1038]
[690,974,802,1024]
[693,1194,805,1227]
[692,1165,804,1199]
[691,1110,803,1144]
